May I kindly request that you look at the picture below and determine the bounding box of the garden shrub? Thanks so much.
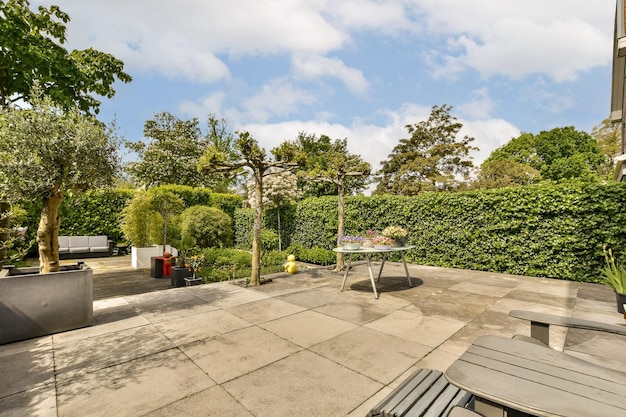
[180,205,233,248]
[119,192,162,247]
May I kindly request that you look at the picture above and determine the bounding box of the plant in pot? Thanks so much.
[337,235,364,250]
[171,250,192,287]
[602,245,626,314]
[372,235,394,250]
[382,226,408,246]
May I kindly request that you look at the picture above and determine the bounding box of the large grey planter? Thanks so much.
[0,264,93,345]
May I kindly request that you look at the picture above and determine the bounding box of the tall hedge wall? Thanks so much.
[236,181,626,283]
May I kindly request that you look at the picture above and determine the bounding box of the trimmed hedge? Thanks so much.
[235,181,626,283]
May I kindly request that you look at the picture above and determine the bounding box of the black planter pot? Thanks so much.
[171,266,193,287]
[616,291,626,314]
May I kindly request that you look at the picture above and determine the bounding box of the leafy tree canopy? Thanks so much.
[374,104,477,195]
[484,126,604,182]
[272,132,370,196]
[126,113,239,191]
[471,159,541,189]
[0,0,131,114]
[591,118,622,178]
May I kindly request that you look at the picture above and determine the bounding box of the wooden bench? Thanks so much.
[367,368,474,417]
[509,310,626,345]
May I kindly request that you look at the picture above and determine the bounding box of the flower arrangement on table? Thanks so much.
[337,235,364,249]
[361,230,379,248]
[371,235,394,249]
[381,226,408,239]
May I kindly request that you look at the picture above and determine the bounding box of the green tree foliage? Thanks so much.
[0,0,131,113]
[591,118,622,178]
[148,189,184,247]
[126,113,239,190]
[199,131,296,286]
[485,126,604,182]
[273,133,370,269]
[472,159,541,189]
[272,133,370,197]
[180,205,232,249]
[0,93,121,271]
[375,104,477,195]
[120,192,162,247]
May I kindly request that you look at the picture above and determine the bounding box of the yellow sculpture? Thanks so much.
[284,254,297,274]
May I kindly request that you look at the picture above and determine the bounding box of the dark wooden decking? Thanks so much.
[59,256,174,300]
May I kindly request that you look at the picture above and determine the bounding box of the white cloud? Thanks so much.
[458,88,496,119]
[292,54,370,94]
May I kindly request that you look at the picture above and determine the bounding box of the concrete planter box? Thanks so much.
[131,245,177,269]
[0,264,93,345]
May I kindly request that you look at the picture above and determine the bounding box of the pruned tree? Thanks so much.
[0,93,121,272]
[273,134,370,270]
[198,131,296,286]
[148,189,184,248]
[374,104,477,195]
[0,0,131,114]
[247,170,299,251]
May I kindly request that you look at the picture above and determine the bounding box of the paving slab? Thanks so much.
[223,350,382,417]
[144,385,254,417]
[155,309,252,346]
[180,326,302,384]
[0,338,54,398]
[310,326,431,384]
[223,297,306,324]
[0,382,56,417]
[56,349,214,417]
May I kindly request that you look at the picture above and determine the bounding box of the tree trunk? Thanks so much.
[38,192,63,273]
[277,205,282,252]
[0,201,9,266]
[335,181,345,271]
[250,174,263,286]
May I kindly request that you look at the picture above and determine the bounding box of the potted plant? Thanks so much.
[362,230,378,248]
[337,235,364,250]
[171,251,192,287]
[372,235,394,250]
[602,245,626,313]
[382,226,408,246]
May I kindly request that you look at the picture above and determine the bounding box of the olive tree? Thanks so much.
[0,94,121,272]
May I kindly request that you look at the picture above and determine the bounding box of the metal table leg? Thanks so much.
[340,253,353,292]
[365,254,379,299]
[377,252,387,282]
[401,251,412,287]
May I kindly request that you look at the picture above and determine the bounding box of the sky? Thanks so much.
[35,0,617,183]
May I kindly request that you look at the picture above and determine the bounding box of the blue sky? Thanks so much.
[36,0,616,180]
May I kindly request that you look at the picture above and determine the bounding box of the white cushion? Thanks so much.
[89,236,108,247]
[58,236,70,253]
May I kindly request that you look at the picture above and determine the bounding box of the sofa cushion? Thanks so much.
[68,236,90,253]
[89,236,110,252]
[58,236,70,254]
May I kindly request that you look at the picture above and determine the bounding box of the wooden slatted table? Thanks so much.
[444,335,626,417]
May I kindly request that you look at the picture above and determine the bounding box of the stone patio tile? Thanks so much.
[247,273,333,297]
[346,386,393,417]
[276,287,345,309]
[514,279,579,298]
[487,297,572,316]
[411,290,497,320]
[310,327,431,384]
[180,326,301,384]
[503,289,576,309]
[223,298,305,325]
[155,309,252,346]
[144,385,254,417]
[124,289,218,323]
[194,286,270,309]
[573,298,619,317]
[0,382,56,417]
[0,337,53,398]
[259,310,357,348]
[223,350,382,417]
[53,325,175,375]
[415,347,461,372]
[56,349,214,417]
[365,305,466,348]
[313,294,406,325]
[449,281,513,298]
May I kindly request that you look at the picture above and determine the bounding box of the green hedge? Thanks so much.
[234,181,626,283]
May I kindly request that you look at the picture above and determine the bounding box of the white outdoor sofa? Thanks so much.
[58,235,114,259]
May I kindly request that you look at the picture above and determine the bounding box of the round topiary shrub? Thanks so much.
[181,205,233,249]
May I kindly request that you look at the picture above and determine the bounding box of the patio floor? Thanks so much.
[2,256,625,416]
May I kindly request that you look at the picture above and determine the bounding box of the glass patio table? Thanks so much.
[332,245,415,299]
